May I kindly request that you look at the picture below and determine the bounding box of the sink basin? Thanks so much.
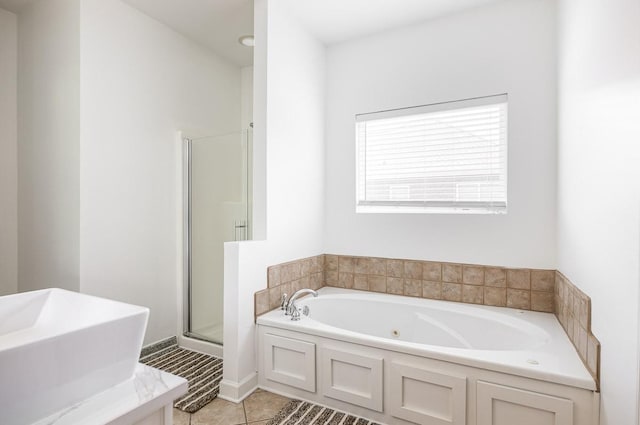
[0,288,149,425]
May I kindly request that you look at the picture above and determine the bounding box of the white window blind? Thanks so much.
[356,94,508,214]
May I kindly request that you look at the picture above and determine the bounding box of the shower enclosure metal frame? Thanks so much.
[182,137,195,341]
[181,129,252,346]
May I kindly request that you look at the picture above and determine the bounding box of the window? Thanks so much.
[356,94,508,214]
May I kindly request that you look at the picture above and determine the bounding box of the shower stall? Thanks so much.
[182,128,252,346]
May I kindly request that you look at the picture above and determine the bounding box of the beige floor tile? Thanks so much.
[244,390,291,422]
[191,397,246,425]
[173,408,190,425]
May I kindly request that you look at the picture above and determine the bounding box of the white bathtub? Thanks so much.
[258,287,595,390]
[0,288,149,425]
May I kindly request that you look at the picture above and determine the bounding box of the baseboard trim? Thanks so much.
[219,373,258,403]
[178,334,223,358]
[140,336,178,357]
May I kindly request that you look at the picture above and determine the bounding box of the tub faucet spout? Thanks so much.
[285,288,318,320]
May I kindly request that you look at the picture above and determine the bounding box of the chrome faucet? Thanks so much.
[285,288,318,321]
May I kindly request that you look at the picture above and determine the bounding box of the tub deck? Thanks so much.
[258,287,595,391]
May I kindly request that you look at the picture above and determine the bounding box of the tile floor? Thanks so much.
[173,389,291,425]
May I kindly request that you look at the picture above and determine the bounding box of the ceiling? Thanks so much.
[0,0,506,66]
[283,0,506,45]
[123,0,254,67]
[0,0,254,68]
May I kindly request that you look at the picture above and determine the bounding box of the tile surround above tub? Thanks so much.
[254,254,556,316]
[323,255,556,313]
[254,255,325,317]
[254,254,600,388]
[555,271,600,385]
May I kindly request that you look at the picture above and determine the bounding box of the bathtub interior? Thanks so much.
[299,295,550,351]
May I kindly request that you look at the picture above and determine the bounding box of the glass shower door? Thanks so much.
[184,129,251,344]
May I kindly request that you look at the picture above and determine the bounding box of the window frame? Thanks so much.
[355,94,508,215]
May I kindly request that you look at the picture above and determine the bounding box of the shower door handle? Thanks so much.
[234,220,247,241]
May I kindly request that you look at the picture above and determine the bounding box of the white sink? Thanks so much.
[0,288,149,425]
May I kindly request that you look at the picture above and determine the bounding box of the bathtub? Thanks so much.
[257,287,599,425]
[0,288,149,425]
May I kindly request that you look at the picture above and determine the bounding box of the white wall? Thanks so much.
[264,0,326,264]
[324,0,557,268]
[221,0,327,400]
[0,7,17,296]
[556,1,640,424]
[17,0,81,293]
[79,0,241,345]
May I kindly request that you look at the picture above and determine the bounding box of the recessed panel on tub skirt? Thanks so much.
[264,334,316,392]
[390,361,467,425]
[321,347,384,412]
[476,381,574,425]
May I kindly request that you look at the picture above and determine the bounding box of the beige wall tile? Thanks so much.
[567,315,575,340]
[310,272,323,290]
[404,261,422,279]
[422,281,441,299]
[255,289,270,316]
[369,257,387,275]
[578,325,588,360]
[404,279,422,297]
[309,255,323,273]
[579,297,589,329]
[339,256,355,273]
[290,278,301,294]
[531,270,555,292]
[387,259,403,277]
[506,289,530,309]
[484,287,506,307]
[442,264,462,283]
[354,274,368,290]
[587,335,599,377]
[422,262,441,281]
[531,291,554,312]
[485,267,506,287]
[442,282,462,302]
[280,282,292,300]
[572,291,581,318]
[325,254,338,271]
[281,262,301,283]
[369,275,386,293]
[386,277,404,294]
[507,269,530,289]
[268,266,281,288]
[354,257,370,274]
[269,286,282,310]
[462,265,484,285]
[462,285,483,304]
[572,315,580,345]
[338,272,354,288]
[300,258,311,276]
[325,270,338,286]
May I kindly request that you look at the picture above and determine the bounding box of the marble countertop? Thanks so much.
[33,363,188,425]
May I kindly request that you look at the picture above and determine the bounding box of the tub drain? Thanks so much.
[391,329,400,338]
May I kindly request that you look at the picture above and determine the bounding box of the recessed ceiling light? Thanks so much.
[238,35,254,47]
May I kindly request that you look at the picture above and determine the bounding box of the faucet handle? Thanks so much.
[291,306,301,321]
[280,293,288,311]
